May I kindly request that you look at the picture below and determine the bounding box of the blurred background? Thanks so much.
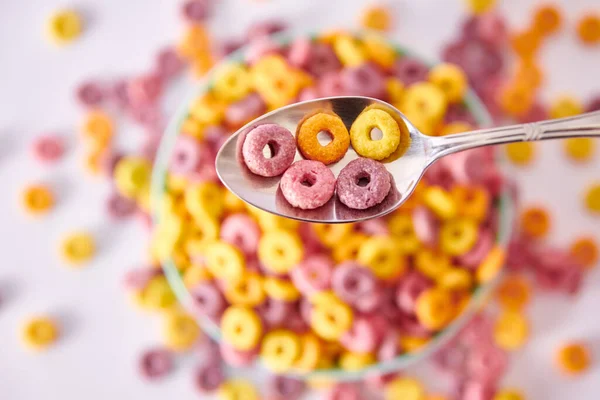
[1,0,599,399]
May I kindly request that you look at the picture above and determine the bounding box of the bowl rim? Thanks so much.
[150,31,514,381]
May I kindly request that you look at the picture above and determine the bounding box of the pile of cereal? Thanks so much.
[14,0,598,399]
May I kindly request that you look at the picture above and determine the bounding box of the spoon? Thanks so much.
[215,96,600,223]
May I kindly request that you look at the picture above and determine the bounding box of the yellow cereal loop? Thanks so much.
[386,77,405,105]
[494,389,525,400]
[584,183,600,214]
[439,268,473,291]
[360,5,391,31]
[333,35,367,67]
[294,333,322,372]
[224,272,266,307]
[213,63,252,102]
[401,82,448,125]
[260,330,301,372]
[339,351,376,370]
[563,138,595,162]
[205,241,245,281]
[82,110,114,147]
[350,108,401,160]
[224,189,247,213]
[452,185,490,222]
[477,245,506,283]
[388,213,421,255]
[140,276,177,311]
[313,223,354,247]
[440,218,478,256]
[415,249,452,279]
[189,94,225,125]
[493,311,529,351]
[309,290,339,307]
[401,336,430,353]
[252,62,300,109]
[363,34,397,68]
[114,156,151,199]
[217,379,260,400]
[496,274,530,311]
[183,264,212,288]
[185,182,224,220]
[47,9,83,45]
[180,116,205,140]
[549,95,583,119]
[263,277,300,302]
[505,142,535,166]
[385,377,426,400]
[22,316,59,350]
[21,184,54,215]
[357,236,406,279]
[465,0,497,14]
[423,186,458,220]
[249,207,300,231]
[311,298,353,341]
[60,231,96,266]
[163,312,201,351]
[221,306,263,351]
[333,233,367,262]
[428,63,468,103]
[258,229,303,274]
[415,287,455,330]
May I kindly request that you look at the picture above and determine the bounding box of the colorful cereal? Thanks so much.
[350,108,401,160]
[279,160,336,209]
[242,124,296,177]
[336,157,391,210]
[296,112,350,164]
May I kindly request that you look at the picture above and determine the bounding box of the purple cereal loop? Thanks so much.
[454,379,497,400]
[353,289,382,314]
[318,71,346,97]
[219,342,258,367]
[32,134,65,163]
[106,191,137,219]
[380,287,404,326]
[395,272,432,314]
[356,219,389,236]
[111,79,130,109]
[398,312,431,337]
[76,81,105,108]
[341,63,386,98]
[308,43,341,77]
[127,73,163,107]
[242,124,296,177]
[297,87,320,102]
[586,95,600,112]
[220,213,260,256]
[256,297,292,328]
[169,135,209,175]
[324,383,362,400]
[518,102,548,123]
[245,37,283,65]
[280,160,336,210]
[155,47,185,80]
[412,206,439,247]
[340,317,378,354]
[268,375,306,400]
[331,261,377,304]
[194,362,224,393]
[532,248,583,295]
[139,348,173,380]
[393,57,429,85]
[377,331,401,362]
[467,343,508,383]
[477,13,508,47]
[298,223,326,255]
[181,0,210,23]
[287,37,312,69]
[190,282,226,318]
[336,158,391,210]
[290,254,334,295]
[225,93,266,127]
[284,309,310,333]
[204,125,229,154]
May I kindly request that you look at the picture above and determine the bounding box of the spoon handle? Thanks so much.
[430,110,600,160]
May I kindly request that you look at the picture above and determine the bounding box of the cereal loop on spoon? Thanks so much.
[296,111,350,165]
[280,160,336,210]
[350,108,401,160]
[241,124,296,177]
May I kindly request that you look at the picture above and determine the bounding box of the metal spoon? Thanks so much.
[215,96,600,223]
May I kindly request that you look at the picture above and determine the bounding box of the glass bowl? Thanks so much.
[150,32,514,381]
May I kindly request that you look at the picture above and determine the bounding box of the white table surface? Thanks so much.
[1,0,599,398]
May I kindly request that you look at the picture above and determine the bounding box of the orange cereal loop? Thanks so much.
[178,25,210,59]
[82,110,114,147]
[22,184,55,215]
[510,30,542,59]
[499,83,534,117]
[440,121,472,136]
[569,237,598,269]
[496,274,531,311]
[476,245,506,283]
[505,142,535,166]
[515,60,544,90]
[520,206,551,238]
[532,4,563,36]
[360,5,392,32]
[296,111,350,165]
[556,342,592,375]
[451,184,490,222]
[577,14,600,45]
[583,183,600,214]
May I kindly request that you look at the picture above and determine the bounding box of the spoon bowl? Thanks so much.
[216,96,433,223]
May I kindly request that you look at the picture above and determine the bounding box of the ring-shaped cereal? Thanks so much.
[336,157,392,210]
[296,111,350,165]
[279,160,336,210]
[350,108,401,160]
[241,124,296,177]
[221,306,263,351]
